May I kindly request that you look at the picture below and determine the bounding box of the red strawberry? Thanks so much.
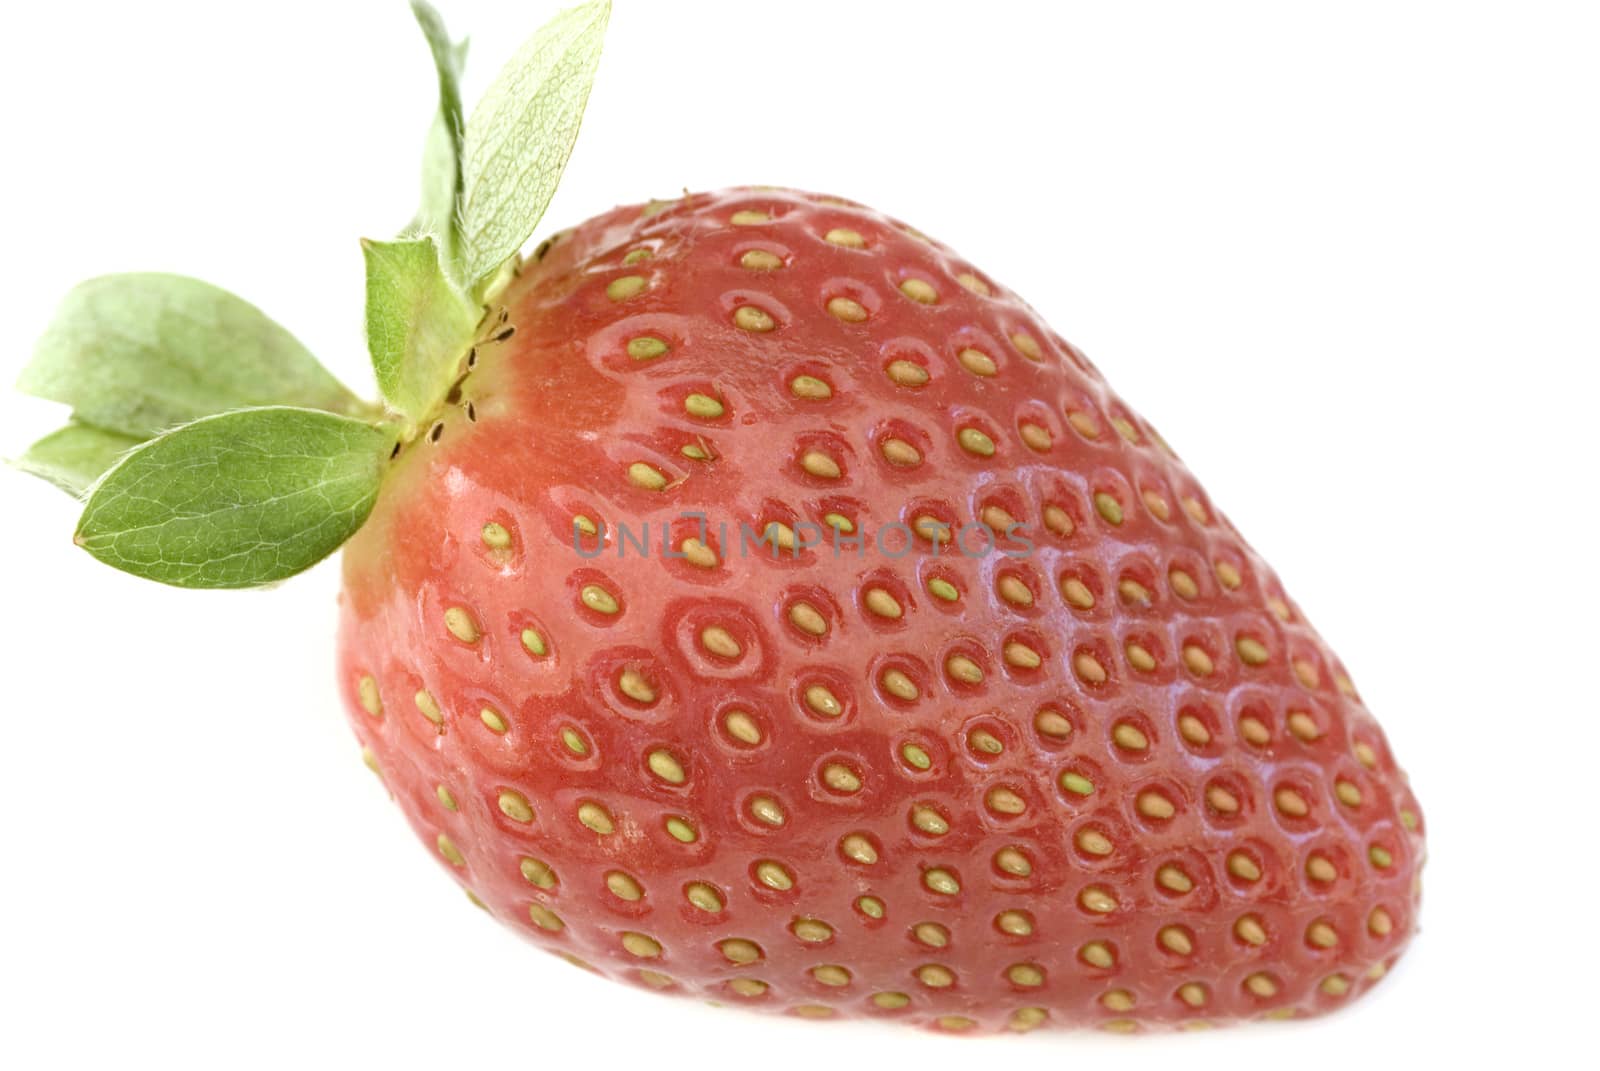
[334,187,1424,1033]
[13,0,1422,1036]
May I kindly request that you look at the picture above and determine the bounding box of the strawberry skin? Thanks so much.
[336,187,1424,1033]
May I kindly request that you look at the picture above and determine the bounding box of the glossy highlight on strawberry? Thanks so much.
[336,188,1425,1033]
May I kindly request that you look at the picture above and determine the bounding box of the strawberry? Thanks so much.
[12,0,1422,1035]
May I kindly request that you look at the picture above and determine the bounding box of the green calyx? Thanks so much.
[9,0,611,589]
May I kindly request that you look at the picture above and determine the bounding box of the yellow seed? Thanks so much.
[679,537,718,568]
[926,577,959,601]
[879,437,921,466]
[1183,497,1209,524]
[519,857,556,889]
[1215,560,1243,588]
[900,278,938,303]
[1010,332,1043,360]
[996,575,1032,607]
[1076,829,1113,855]
[968,728,1004,755]
[945,654,983,684]
[622,247,652,265]
[864,587,902,619]
[1369,907,1394,936]
[579,584,618,614]
[1178,983,1209,1008]
[626,336,668,360]
[1237,716,1269,745]
[959,348,997,376]
[956,272,991,296]
[637,969,674,989]
[1369,845,1393,868]
[1235,915,1268,945]
[787,602,827,636]
[872,991,910,1009]
[647,749,686,784]
[1004,641,1041,669]
[800,449,841,479]
[414,689,443,726]
[498,790,533,823]
[606,275,647,301]
[748,796,785,827]
[560,728,588,756]
[621,932,661,958]
[794,918,835,943]
[1336,780,1363,807]
[1079,887,1117,914]
[957,427,995,456]
[1208,785,1240,813]
[435,785,457,811]
[699,626,741,659]
[1043,504,1074,536]
[790,374,832,399]
[824,227,865,247]
[917,964,955,987]
[804,683,842,718]
[811,965,851,987]
[720,939,762,965]
[996,910,1033,936]
[443,606,479,644]
[577,801,614,835]
[629,461,670,491]
[1294,659,1321,688]
[1142,490,1171,520]
[1102,989,1136,1012]
[1157,864,1194,893]
[357,676,382,717]
[521,628,548,657]
[1179,714,1211,746]
[1072,946,1116,977]
[822,764,861,793]
[1125,642,1156,672]
[1307,921,1338,948]
[1245,973,1279,998]
[1307,855,1338,882]
[1019,422,1051,450]
[1400,808,1419,830]
[1321,974,1351,997]
[730,209,769,225]
[740,249,783,271]
[880,669,918,701]
[1067,410,1100,438]
[987,787,1027,816]
[1275,788,1309,817]
[1228,852,1262,882]
[994,847,1031,876]
[840,833,878,865]
[722,710,762,747]
[911,807,948,835]
[1236,637,1270,665]
[1169,568,1199,599]
[856,895,885,918]
[1113,723,1149,750]
[572,513,599,536]
[618,668,656,703]
[923,868,960,895]
[913,922,949,947]
[733,305,776,332]
[436,834,464,867]
[1074,652,1107,684]
[1160,926,1194,955]
[1111,416,1139,443]
[1094,492,1123,525]
[528,905,564,931]
[755,861,794,890]
[1183,645,1215,676]
[1008,963,1044,987]
[479,707,507,734]
[1287,711,1320,741]
[683,392,724,419]
[1061,771,1095,796]
[606,871,643,901]
[1353,741,1378,767]
[1137,792,1175,819]
[1268,596,1293,621]
[1059,577,1094,609]
[886,359,929,386]
[827,296,868,322]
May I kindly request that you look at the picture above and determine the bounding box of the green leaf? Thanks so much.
[17,274,365,439]
[362,236,478,423]
[13,422,143,497]
[459,0,610,290]
[75,407,396,589]
[408,0,468,267]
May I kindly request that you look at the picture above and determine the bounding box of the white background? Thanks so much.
[1,1,1595,1066]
